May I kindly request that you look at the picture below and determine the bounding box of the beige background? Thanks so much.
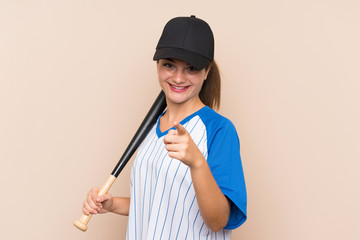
[1,0,359,239]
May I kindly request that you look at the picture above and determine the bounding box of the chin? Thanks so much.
[165,94,188,104]
[167,98,187,105]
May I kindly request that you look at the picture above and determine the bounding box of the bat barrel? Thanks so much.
[111,91,166,177]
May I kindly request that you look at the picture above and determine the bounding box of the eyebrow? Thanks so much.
[162,58,196,69]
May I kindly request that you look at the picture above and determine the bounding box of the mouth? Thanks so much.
[169,83,190,92]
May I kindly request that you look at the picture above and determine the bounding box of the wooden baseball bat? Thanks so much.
[73,91,167,231]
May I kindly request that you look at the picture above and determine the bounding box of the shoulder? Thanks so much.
[198,106,237,134]
[196,107,239,150]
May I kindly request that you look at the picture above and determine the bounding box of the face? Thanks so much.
[157,58,210,107]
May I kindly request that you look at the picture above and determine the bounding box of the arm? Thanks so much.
[164,122,230,232]
[110,197,130,215]
[189,156,231,232]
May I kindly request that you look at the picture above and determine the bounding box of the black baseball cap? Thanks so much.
[153,15,214,70]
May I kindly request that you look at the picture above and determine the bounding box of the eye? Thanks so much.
[163,62,174,68]
[186,66,199,72]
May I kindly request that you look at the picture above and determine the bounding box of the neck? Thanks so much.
[162,98,205,128]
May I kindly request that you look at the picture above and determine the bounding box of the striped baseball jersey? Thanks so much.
[126,106,247,240]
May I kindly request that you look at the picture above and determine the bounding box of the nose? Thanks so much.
[172,69,186,84]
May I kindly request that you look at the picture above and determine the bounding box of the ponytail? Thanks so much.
[199,60,221,110]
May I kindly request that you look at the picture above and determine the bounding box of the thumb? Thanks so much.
[96,193,112,203]
[173,122,187,136]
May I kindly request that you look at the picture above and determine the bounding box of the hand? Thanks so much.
[82,186,113,215]
[164,122,205,168]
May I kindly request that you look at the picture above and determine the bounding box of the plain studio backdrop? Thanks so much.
[0,0,359,239]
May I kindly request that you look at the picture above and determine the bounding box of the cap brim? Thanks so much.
[153,48,211,70]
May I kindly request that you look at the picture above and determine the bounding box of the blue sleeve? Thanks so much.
[206,120,247,230]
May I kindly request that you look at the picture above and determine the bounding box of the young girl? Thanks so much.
[82,15,247,239]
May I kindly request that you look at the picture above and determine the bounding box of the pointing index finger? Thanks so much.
[173,122,187,135]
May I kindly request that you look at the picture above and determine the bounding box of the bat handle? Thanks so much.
[73,175,117,231]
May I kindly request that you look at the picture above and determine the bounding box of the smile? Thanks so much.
[169,83,190,92]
